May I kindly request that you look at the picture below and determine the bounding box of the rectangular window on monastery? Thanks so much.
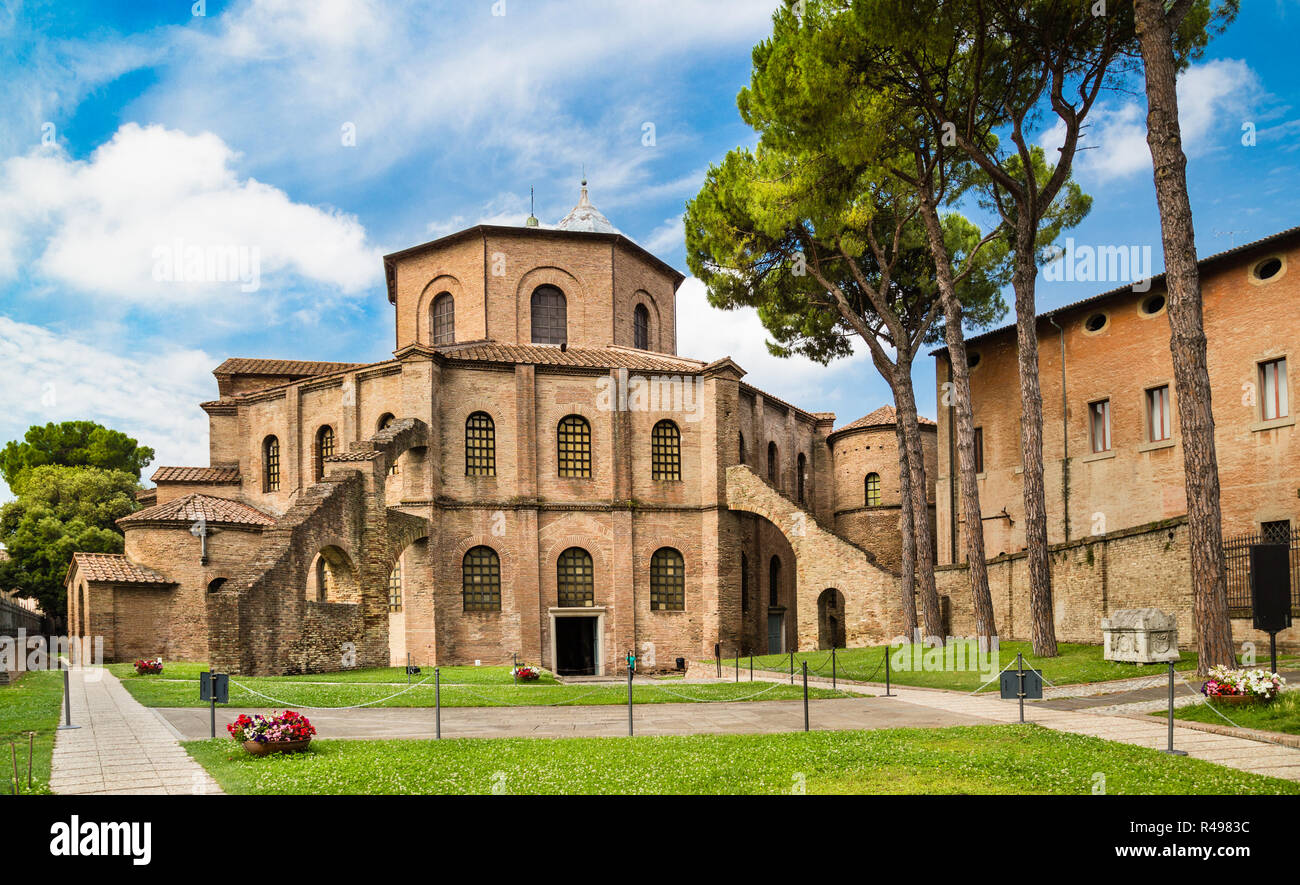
[972,427,984,474]
[1089,399,1111,454]
[1260,358,1289,421]
[1146,385,1171,442]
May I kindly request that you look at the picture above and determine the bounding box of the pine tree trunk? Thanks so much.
[1133,0,1235,674]
[1012,217,1059,657]
[916,196,998,641]
[892,361,944,643]
[895,420,920,640]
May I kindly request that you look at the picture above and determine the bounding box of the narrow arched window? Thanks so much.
[740,553,749,611]
[531,285,567,345]
[767,441,778,484]
[651,420,681,481]
[462,546,501,611]
[633,303,650,350]
[314,425,335,482]
[388,560,403,612]
[378,414,399,475]
[739,432,746,465]
[465,412,496,476]
[769,555,781,607]
[865,472,881,506]
[557,415,592,478]
[207,578,227,594]
[797,452,807,504]
[315,556,331,602]
[650,547,685,611]
[431,292,455,345]
[262,435,280,492]
[557,547,594,607]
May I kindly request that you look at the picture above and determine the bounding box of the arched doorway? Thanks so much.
[817,588,846,650]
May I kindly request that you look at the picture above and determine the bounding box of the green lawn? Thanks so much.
[182,723,1300,795]
[115,671,849,709]
[735,641,1212,692]
[107,662,558,686]
[1160,690,1300,736]
[0,670,65,795]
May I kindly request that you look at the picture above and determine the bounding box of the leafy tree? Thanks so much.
[1130,0,1240,672]
[0,466,141,621]
[1,421,155,492]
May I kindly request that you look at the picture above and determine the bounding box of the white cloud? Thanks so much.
[644,215,686,256]
[0,316,215,500]
[674,277,886,419]
[1040,59,1261,182]
[0,123,381,303]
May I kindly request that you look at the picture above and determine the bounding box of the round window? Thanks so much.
[1140,294,1166,316]
[1253,257,1283,281]
[1084,312,1108,333]
[966,351,981,369]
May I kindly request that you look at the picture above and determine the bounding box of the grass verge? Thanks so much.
[182,723,1300,795]
[0,670,65,794]
[1157,690,1300,736]
[107,662,558,686]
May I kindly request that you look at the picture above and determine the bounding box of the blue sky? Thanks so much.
[2,0,1298,499]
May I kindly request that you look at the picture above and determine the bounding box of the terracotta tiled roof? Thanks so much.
[833,405,937,435]
[151,466,241,484]
[117,494,275,528]
[435,341,706,372]
[214,358,366,377]
[70,553,172,585]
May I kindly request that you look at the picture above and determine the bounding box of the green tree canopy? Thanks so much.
[1,421,155,492]
[0,466,141,621]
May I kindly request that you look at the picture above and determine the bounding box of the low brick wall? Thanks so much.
[936,518,1300,652]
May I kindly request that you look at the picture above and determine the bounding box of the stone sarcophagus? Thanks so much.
[1101,608,1180,664]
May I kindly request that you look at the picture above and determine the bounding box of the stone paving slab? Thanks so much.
[49,667,223,796]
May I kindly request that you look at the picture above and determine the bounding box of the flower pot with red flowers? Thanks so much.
[511,665,541,682]
[134,658,163,676]
[1201,666,1286,706]
[227,711,316,755]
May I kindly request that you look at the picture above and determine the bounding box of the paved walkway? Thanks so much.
[50,667,222,795]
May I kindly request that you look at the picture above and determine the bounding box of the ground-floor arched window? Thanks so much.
[649,547,685,611]
[557,547,594,607]
[463,546,501,612]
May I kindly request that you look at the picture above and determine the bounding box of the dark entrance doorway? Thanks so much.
[555,617,598,676]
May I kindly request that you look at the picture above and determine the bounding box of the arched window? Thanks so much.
[740,553,749,611]
[378,414,399,475]
[739,432,746,465]
[314,425,335,482]
[465,412,496,476]
[865,472,881,506]
[796,452,807,504]
[315,556,331,602]
[430,292,455,345]
[767,441,778,484]
[557,547,594,607]
[262,435,280,492]
[531,285,567,345]
[650,547,685,611]
[651,420,681,481]
[557,415,592,478]
[463,546,501,612]
[207,578,227,594]
[388,560,403,612]
[769,555,781,607]
[633,303,650,350]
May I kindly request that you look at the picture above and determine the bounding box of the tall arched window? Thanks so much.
[767,441,778,485]
[557,415,592,478]
[388,560,403,612]
[633,303,650,350]
[651,420,681,481]
[796,452,807,504]
[378,414,399,476]
[431,292,455,345]
[262,435,280,492]
[531,285,567,345]
[768,555,781,607]
[463,546,501,611]
[865,472,881,506]
[465,411,496,476]
[740,553,749,611]
[739,432,746,465]
[557,547,594,607]
[650,547,685,611]
[314,425,335,482]
[315,556,331,602]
